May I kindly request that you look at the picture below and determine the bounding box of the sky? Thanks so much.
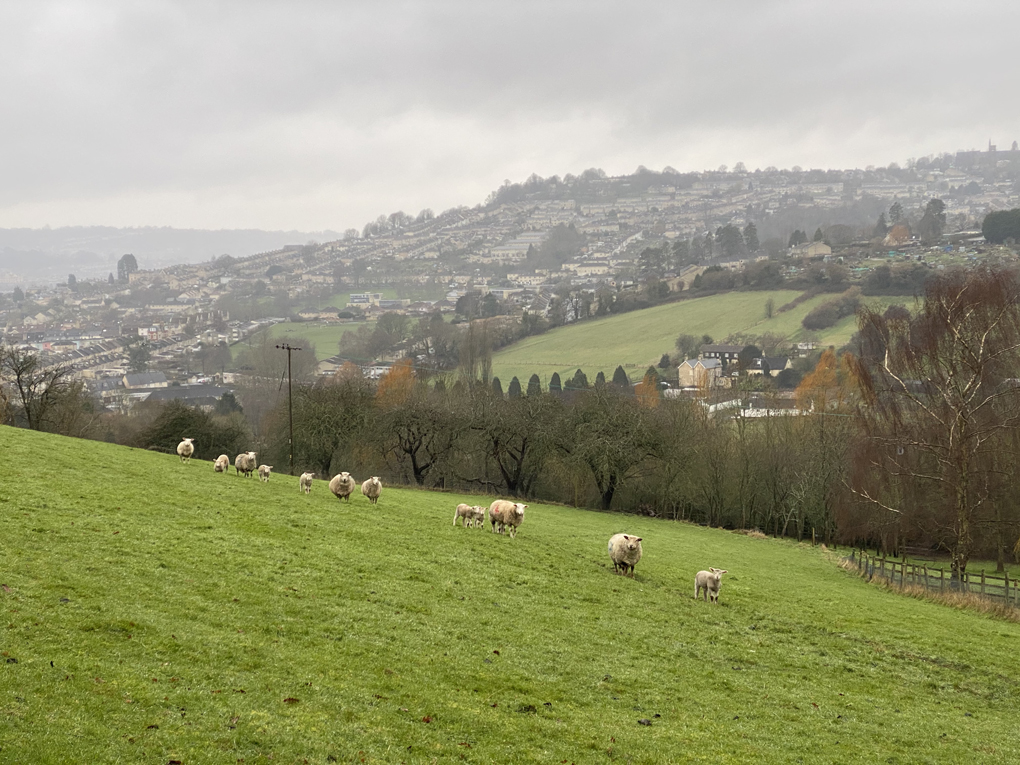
[1,1,1017,233]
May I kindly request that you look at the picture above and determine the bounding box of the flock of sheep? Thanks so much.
[453,496,727,603]
[177,437,384,504]
[178,437,727,603]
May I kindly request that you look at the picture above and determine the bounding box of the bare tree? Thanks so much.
[0,345,94,435]
[851,266,1020,576]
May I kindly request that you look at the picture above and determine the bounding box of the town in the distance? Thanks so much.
[2,140,1019,411]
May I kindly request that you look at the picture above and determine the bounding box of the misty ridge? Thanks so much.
[0,226,341,284]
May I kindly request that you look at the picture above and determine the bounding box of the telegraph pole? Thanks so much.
[276,343,302,475]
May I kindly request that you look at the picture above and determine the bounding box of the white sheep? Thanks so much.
[257,464,273,482]
[361,476,382,504]
[454,503,487,528]
[695,568,728,604]
[299,472,315,494]
[213,454,229,473]
[234,451,257,478]
[469,505,485,528]
[608,533,643,577]
[488,500,527,538]
[329,471,356,502]
[176,437,194,464]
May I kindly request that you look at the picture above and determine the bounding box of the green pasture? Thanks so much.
[2,426,1019,762]
[491,291,914,384]
[253,321,376,361]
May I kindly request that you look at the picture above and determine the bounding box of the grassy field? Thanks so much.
[490,291,915,385]
[251,321,376,361]
[2,426,1020,762]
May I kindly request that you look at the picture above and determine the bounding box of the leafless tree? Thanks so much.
[850,265,1020,576]
[0,344,94,434]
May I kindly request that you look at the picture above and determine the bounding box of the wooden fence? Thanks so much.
[847,550,1020,608]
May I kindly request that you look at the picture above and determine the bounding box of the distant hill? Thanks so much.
[0,225,341,286]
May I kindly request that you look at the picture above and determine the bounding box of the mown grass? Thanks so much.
[259,321,378,361]
[2,426,1020,763]
[490,291,913,384]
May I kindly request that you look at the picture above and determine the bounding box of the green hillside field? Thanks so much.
[491,291,916,385]
[2,426,1018,763]
[257,321,376,361]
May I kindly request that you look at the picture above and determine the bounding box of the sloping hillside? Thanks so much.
[0,426,1017,763]
[490,290,914,384]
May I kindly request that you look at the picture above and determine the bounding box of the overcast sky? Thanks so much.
[1,1,1017,232]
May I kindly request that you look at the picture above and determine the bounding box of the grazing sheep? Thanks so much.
[488,500,527,538]
[234,451,257,478]
[361,476,382,504]
[299,472,315,494]
[608,533,643,577]
[177,437,195,464]
[695,568,728,604]
[329,471,356,502]
[214,454,229,473]
[257,464,273,482]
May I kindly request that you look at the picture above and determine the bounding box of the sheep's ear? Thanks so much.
[622,535,630,540]
[636,537,642,542]
[719,570,727,574]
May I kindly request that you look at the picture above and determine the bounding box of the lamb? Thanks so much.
[469,505,485,527]
[214,454,229,473]
[361,476,382,504]
[608,533,643,577]
[299,472,315,494]
[488,499,527,538]
[234,451,257,478]
[453,503,485,528]
[257,464,273,482]
[176,437,194,464]
[329,471,356,502]
[694,568,728,604]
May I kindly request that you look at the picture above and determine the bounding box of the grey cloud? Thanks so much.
[0,1,1017,229]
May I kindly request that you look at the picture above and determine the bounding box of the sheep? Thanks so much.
[176,437,194,464]
[234,451,257,478]
[214,454,229,473]
[694,568,728,604]
[488,499,527,538]
[469,505,485,528]
[361,476,382,504]
[453,503,484,528]
[329,471,356,502]
[257,464,273,482]
[608,533,643,577]
[299,472,315,494]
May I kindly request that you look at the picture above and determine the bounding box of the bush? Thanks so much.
[137,400,251,460]
[801,288,862,331]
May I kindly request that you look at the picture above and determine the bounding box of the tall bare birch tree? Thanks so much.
[851,266,1020,576]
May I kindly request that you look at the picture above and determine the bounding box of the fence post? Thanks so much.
[923,564,929,590]
[940,567,945,593]
[1004,570,1009,604]
[980,570,986,596]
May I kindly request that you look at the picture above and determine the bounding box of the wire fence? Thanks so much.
[846,549,1020,608]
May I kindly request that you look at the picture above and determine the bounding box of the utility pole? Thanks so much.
[276,343,302,475]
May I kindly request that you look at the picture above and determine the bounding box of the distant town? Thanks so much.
[2,142,1019,410]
